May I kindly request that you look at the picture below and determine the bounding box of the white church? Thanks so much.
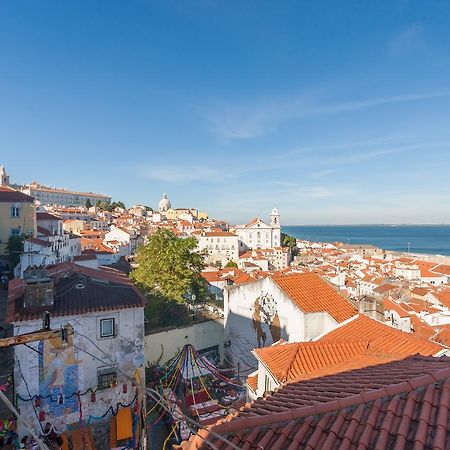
[235,209,281,251]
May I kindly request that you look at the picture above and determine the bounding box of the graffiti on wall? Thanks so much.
[38,333,80,417]
[251,292,281,347]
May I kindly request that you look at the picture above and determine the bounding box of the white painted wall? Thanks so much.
[224,278,338,371]
[13,307,145,437]
[196,233,239,265]
[145,319,224,366]
[385,310,411,332]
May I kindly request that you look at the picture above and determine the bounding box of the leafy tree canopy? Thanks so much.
[131,229,206,303]
[225,260,238,268]
[6,235,25,268]
[96,200,126,212]
[281,232,299,256]
[85,199,92,208]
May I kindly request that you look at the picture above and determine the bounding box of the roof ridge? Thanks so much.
[209,359,450,436]
[282,345,304,382]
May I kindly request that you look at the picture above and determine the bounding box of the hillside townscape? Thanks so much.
[2,1,450,448]
[1,166,450,449]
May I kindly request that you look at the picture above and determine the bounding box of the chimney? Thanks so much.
[23,267,54,308]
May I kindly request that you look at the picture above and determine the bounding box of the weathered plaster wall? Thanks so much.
[13,307,145,437]
[224,278,338,371]
[144,319,224,366]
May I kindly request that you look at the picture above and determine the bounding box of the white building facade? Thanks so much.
[235,209,281,252]
[8,265,146,440]
[194,231,239,266]
[224,273,357,371]
[22,183,111,207]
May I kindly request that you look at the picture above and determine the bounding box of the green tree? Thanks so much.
[112,201,125,210]
[85,199,92,208]
[6,235,25,268]
[225,260,238,268]
[281,232,299,256]
[131,229,205,303]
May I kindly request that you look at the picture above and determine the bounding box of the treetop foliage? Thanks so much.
[281,232,299,256]
[96,200,126,211]
[131,228,206,303]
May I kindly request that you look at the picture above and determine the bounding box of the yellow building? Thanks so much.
[0,186,36,255]
[165,208,199,220]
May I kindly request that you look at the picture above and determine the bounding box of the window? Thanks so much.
[10,206,20,218]
[264,375,270,392]
[10,228,21,237]
[100,318,115,338]
[97,367,117,390]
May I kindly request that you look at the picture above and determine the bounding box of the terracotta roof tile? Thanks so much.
[384,298,410,318]
[436,291,450,309]
[7,262,145,323]
[320,314,443,356]
[410,315,437,340]
[434,325,450,347]
[36,212,61,221]
[254,340,371,383]
[178,355,450,449]
[433,264,450,276]
[246,374,258,393]
[273,273,357,323]
[0,186,34,203]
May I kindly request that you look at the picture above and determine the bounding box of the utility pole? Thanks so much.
[0,390,50,450]
[0,327,73,348]
[0,313,73,348]
[191,294,196,321]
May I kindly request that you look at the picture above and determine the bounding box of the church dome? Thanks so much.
[158,193,172,212]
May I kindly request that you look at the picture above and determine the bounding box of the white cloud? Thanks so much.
[207,90,448,140]
[388,24,425,56]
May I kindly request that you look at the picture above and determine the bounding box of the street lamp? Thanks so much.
[191,293,196,321]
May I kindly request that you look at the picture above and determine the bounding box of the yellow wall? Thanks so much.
[0,202,36,255]
[165,208,199,220]
[62,219,85,235]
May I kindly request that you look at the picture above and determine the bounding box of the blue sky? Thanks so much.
[1,1,450,224]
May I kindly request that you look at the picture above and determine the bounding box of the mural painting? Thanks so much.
[38,333,80,418]
[251,292,281,347]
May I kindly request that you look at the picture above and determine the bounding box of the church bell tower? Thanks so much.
[270,208,280,228]
[0,165,10,186]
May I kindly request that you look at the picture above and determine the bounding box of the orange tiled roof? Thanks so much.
[245,217,260,227]
[433,264,450,276]
[373,283,398,294]
[433,325,450,347]
[320,314,443,356]
[233,273,255,285]
[0,186,34,202]
[177,355,450,450]
[273,273,357,323]
[246,374,258,392]
[436,291,450,309]
[412,287,430,297]
[410,315,436,340]
[384,298,410,318]
[254,340,371,383]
